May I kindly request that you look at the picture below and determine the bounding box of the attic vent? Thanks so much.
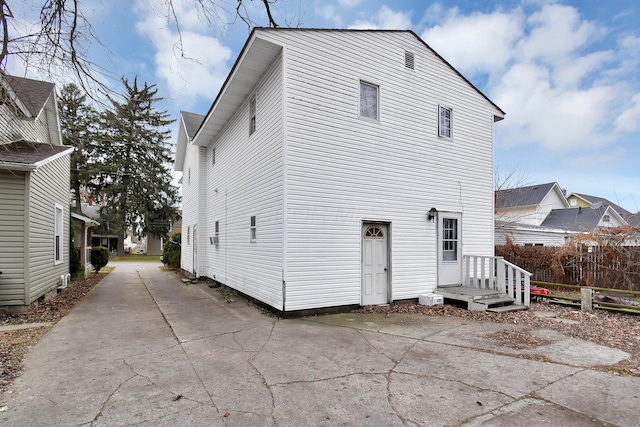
[405,51,415,69]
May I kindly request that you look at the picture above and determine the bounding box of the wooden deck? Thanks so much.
[435,285,528,312]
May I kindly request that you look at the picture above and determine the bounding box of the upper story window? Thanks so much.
[405,51,415,70]
[603,214,610,223]
[439,105,452,138]
[249,95,257,135]
[359,81,379,120]
[212,148,216,165]
[188,168,191,185]
[570,199,577,206]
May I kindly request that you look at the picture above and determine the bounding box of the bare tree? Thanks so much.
[1,0,282,93]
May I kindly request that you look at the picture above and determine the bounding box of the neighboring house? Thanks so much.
[541,205,626,232]
[495,182,571,246]
[82,202,120,252]
[176,28,506,312]
[0,73,72,310]
[146,210,183,256]
[567,192,634,221]
[496,182,570,226]
[71,212,98,277]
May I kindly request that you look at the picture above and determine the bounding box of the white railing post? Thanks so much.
[495,256,505,294]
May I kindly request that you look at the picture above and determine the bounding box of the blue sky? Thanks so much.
[9,0,640,212]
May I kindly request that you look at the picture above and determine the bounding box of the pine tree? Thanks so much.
[96,77,179,254]
[58,83,98,213]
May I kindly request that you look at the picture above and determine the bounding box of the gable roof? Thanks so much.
[541,206,625,232]
[182,111,205,139]
[192,27,505,147]
[2,74,55,118]
[569,192,632,218]
[175,110,206,172]
[0,140,72,171]
[496,182,567,209]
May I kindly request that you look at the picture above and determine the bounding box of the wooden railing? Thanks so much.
[463,255,532,306]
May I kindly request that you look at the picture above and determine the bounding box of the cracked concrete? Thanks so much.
[1,262,639,426]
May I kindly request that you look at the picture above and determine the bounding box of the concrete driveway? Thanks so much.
[1,262,638,426]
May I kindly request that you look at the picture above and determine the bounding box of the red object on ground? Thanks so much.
[530,286,551,295]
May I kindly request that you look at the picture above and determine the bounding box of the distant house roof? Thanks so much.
[496,182,559,209]
[541,206,621,232]
[181,111,205,139]
[569,192,632,218]
[0,141,72,171]
[3,74,55,118]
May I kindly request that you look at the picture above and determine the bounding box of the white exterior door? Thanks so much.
[192,223,198,274]
[438,213,462,287]
[362,223,389,305]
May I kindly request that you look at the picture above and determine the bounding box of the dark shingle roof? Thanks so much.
[541,207,607,232]
[496,182,557,209]
[181,111,205,139]
[4,74,55,118]
[572,193,632,218]
[0,141,71,168]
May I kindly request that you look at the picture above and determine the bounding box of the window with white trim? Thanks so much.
[249,95,256,135]
[570,199,577,206]
[212,148,216,165]
[187,226,191,245]
[54,203,63,263]
[250,216,257,242]
[603,214,610,223]
[359,81,379,120]
[214,221,219,245]
[438,105,452,138]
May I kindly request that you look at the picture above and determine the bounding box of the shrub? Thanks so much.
[69,226,81,275]
[162,232,181,269]
[91,246,109,273]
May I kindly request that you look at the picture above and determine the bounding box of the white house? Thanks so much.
[176,28,506,312]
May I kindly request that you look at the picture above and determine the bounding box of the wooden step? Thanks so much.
[486,304,528,313]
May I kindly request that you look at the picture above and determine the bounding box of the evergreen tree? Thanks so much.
[58,83,98,213]
[96,77,179,255]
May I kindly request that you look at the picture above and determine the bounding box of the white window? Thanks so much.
[359,81,379,120]
[250,216,257,242]
[249,95,256,135]
[214,221,220,245]
[212,148,216,165]
[439,105,452,138]
[188,168,191,185]
[570,199,577,206]
[603,214,610,223]
[54,203,64,264]
[187,226,191,245]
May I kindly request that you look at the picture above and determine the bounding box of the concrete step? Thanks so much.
[475,297,515,307]
[486,304,528,313]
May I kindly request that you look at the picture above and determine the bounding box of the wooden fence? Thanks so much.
[495,245,640,291]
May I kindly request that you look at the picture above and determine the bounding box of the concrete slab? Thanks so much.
[1,262,637,427]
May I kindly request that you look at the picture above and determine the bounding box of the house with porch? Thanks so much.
[0,73,72,311]
[176,28,530,312]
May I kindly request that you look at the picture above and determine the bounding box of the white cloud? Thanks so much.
[316,4,343,27]
[135,2,232,108]
[615,93,640,133]
[349,5,412,30]
[420,2,638,152]
[420,7,523,75]
[338,0,362,7]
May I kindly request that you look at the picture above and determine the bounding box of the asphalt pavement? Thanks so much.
[1,262,638,426]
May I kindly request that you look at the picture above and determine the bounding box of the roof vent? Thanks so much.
[405,51,414,69]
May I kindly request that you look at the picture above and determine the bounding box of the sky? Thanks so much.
[8,0,640,212]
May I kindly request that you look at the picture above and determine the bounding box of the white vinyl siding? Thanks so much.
[257,30,499,310]
[0,101,51,145]
[27,154,70,303]
[203,54,284,310]
[0,171,26,305]
[180,140,201,272]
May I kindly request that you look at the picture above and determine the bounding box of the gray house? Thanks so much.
[0,73,72,311]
